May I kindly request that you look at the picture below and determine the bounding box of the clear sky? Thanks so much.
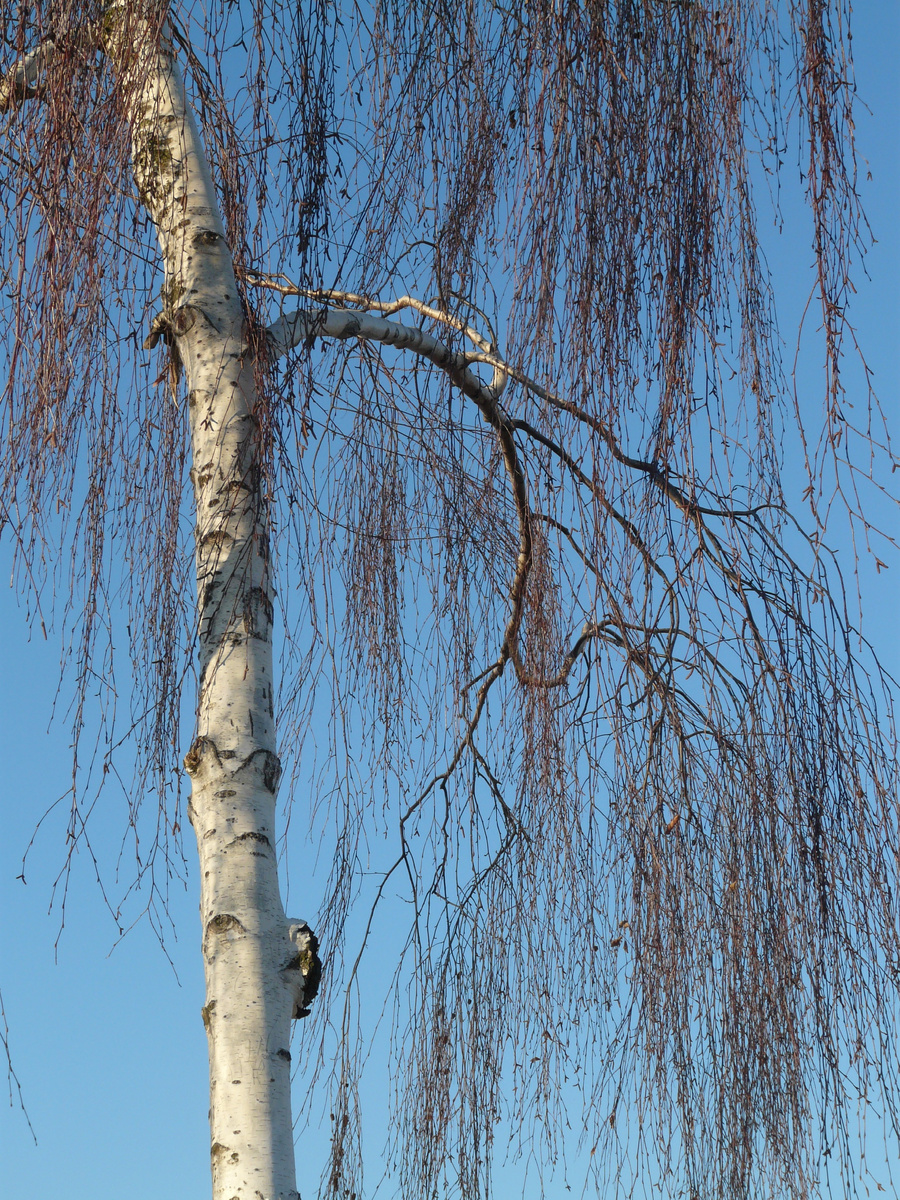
[1,4,899,1199]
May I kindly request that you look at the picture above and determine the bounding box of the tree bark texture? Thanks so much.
[107,12,318,1199]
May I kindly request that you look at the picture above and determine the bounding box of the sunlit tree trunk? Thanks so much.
[107,11,317,1199]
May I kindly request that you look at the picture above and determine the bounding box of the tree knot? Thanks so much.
[283,920,322,1018]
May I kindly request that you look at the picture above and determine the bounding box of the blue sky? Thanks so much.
[2,4,899,1198]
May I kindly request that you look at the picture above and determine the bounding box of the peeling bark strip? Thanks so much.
[103,9,318,1199]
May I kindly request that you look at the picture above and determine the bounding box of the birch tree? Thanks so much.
[1,2,898,1200]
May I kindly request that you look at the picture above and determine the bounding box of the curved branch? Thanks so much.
[266,307,507,404]
[0,40,55,111]
[0,18,107,114]
[246,272,498,355]
[266,293,882,793]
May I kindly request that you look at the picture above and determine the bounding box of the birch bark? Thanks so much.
[106,12,318,1199]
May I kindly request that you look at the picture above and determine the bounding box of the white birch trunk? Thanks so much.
[106,12,318,1199]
